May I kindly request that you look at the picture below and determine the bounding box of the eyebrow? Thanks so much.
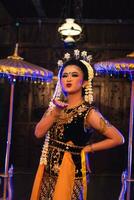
[62,71,79,74]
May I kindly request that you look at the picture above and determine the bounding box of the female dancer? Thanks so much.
[31,50,124,200]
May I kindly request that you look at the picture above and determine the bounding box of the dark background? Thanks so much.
[0,0,134,199]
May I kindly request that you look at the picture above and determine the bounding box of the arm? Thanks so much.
[83,109,125,153]
[35,99,68,138]
[35,107,60,138]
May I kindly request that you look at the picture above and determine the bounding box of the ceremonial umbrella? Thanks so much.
[0,44,53,200]
[94,54,134,200]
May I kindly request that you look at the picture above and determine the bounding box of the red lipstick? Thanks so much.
[66,83,72,87]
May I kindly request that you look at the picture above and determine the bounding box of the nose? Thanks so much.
[66,74,72,81]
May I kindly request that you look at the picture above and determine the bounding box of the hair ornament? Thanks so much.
[57,60,63,68]
[74,49,80,59]
[81,50,87,59]
[58,49,93,64]
[64,52,71,60]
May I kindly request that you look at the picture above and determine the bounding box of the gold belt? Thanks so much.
[49,139,84,155]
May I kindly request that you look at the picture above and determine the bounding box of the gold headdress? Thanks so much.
[49,49,94,109]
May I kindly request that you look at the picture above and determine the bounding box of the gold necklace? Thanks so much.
[58,102,87,124]
[66,100,84,110]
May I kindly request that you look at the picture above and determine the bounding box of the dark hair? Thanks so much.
[59,59,88,80]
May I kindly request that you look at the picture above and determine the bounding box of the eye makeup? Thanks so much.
[62,72,79,78]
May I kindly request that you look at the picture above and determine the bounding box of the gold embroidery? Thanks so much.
[49,145,80,155]
[49,103,89,144]
[50,148,61,174]
[58,103,87,124]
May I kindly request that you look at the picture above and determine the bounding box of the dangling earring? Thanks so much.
[88,79,93,104]
[84,84,90,103]
[80,60,94,104]
[84,79,93,104]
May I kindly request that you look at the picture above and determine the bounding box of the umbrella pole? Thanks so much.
[3,82,14,200]
[126,80,134,200]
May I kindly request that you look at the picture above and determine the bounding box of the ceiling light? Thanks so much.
[64,35,75,43]
[58,18,82,37]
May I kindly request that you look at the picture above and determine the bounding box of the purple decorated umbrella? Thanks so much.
[0,43,53,200]
[94,56,134,79]
[94,54,134,200]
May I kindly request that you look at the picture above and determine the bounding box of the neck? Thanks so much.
[66,93,84,109]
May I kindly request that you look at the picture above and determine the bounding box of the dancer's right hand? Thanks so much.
[52,98,68,109]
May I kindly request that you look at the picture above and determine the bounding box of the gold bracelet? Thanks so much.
[90,144,94,153]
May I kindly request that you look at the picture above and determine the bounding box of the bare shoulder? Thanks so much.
[85,106,124,145]
[86,108,112,132]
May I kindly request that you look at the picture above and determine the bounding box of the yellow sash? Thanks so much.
[30,164,45,200]
[81,150,87,200]
[53,151,75,200]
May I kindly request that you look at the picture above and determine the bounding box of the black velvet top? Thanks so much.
[46,102,95,177]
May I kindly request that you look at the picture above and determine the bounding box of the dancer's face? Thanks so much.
[60,65,86,95]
